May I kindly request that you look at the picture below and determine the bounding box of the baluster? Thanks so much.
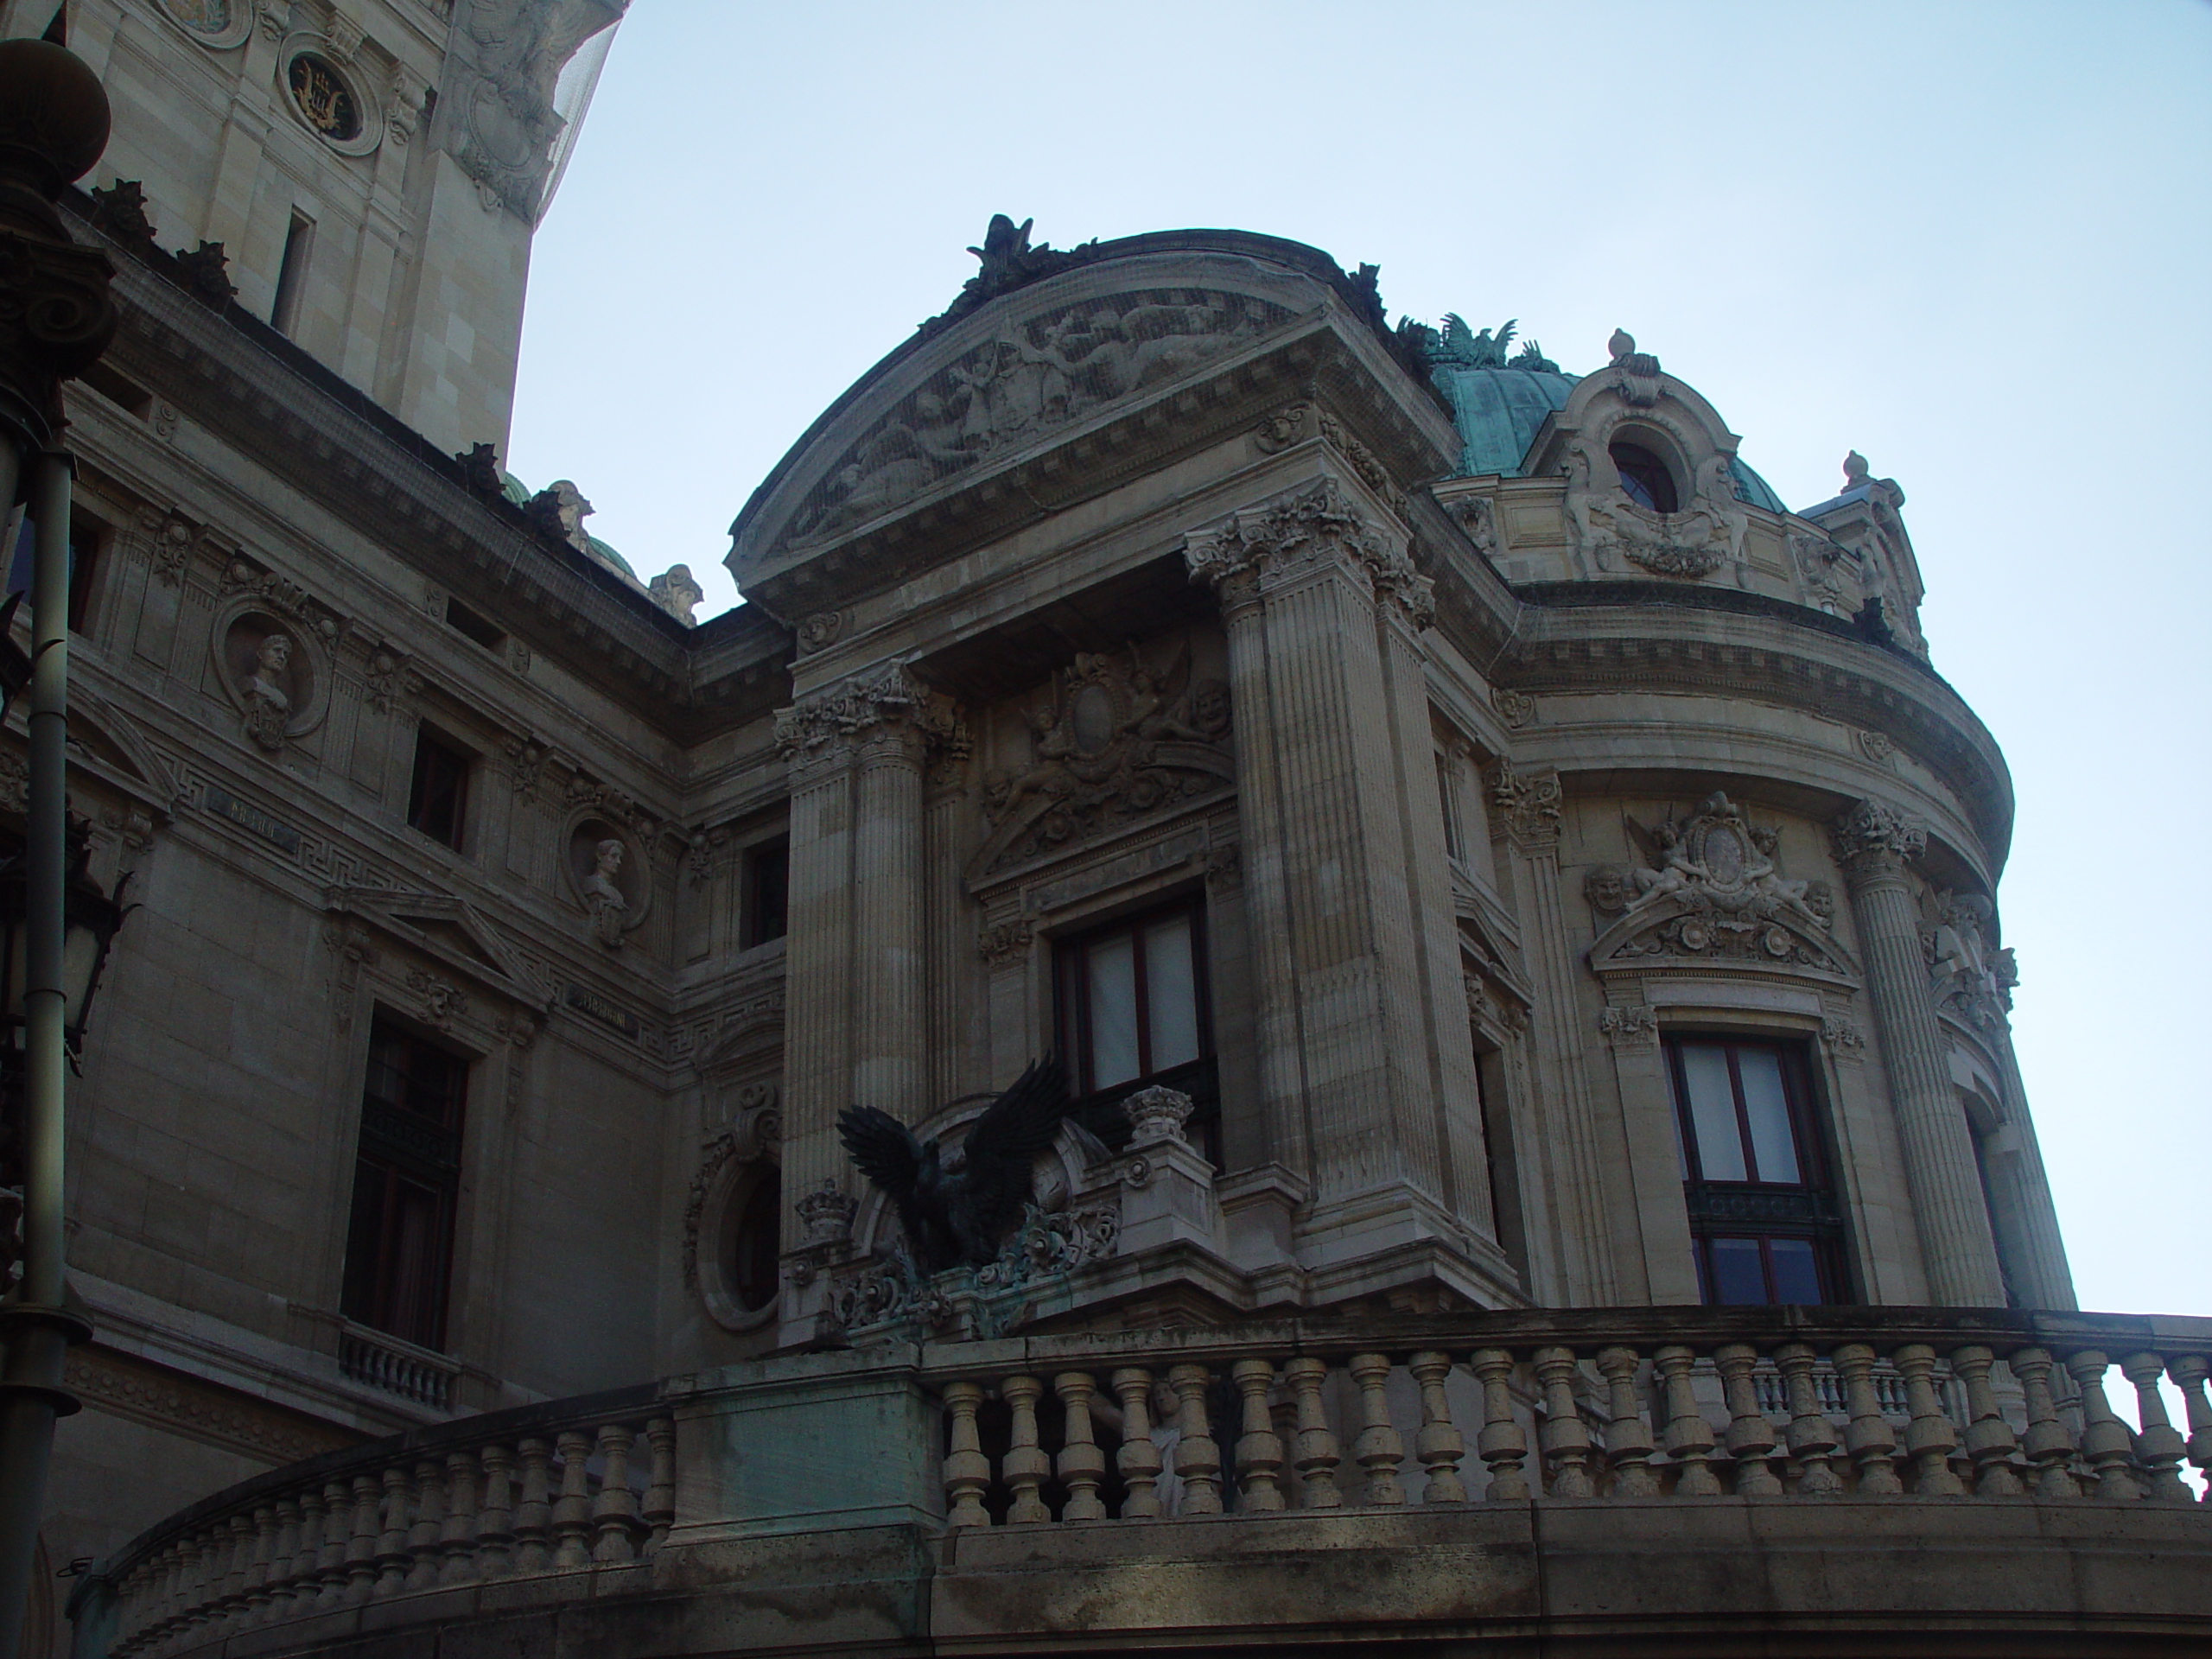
[1167,1363,1224,1514]
[375,1465,414,1596]
[1773,1343,1843,1495]
[2063,1351,2143,1501]
[441,1448,480,1581]
[219,1512,255,1628]
[1652,1346,1721,1497]
[1946,1346,2024,1496]
[512,1438,556,1570]
[264,1493,304,1618]
[177,1529,212,1637]
[1890,1344,1964,1495]
[1346,1353,1408,1505]
[345,1472,382,1602]
[551,1430,597,1567]
[644,1419,677,1551]
[476,1443,516,1577]
[1408,1351,1468,1503]
[1712,1344,1782,1496]
[2119,1354,2192,1503]
[406,1459,447,1589]
[2169,1356,2212,1502]
[1531,1348,1596,1498]
[1229,1357,1287,1511]
[1470,1348,1533,1501]
[1053,1372,1109,1522]
[239,1503,278,1624]
[1834,1343,1903,1494]
[941,1381,993,1527]
[1001,1376,1052,1523]
[1593,1346,1658,1497]
[312,1478,350,1608]
[1282,1357,1343,1509]
[592,1423,644,1560]
[2007,1348,2081,1497]
[1109,1367,1163,1518]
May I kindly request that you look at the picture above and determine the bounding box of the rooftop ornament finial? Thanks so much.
[1607,327,1663,407]
[1843,450,1871,489]
[934,213,1101,328]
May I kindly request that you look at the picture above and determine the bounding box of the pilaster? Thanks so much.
[1183,477,1478,1265]
[1832,799,2006,1306]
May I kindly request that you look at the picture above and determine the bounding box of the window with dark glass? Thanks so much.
[743,837,789,948]
[1667,1037,1844,1305]
[1611,442,1679,513]
[7,510,103,633]
[1056,899,1215,1159]
[726,1166,781,1314]
[406,727,471,849]
[443,596,505,651]
[341,1019,467,1350]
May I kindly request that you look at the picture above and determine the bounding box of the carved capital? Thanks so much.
[1183,477,1409,617]
[1122,1084,1196,1148]
[1599,1003,1660,1048]
[774,662,928,761]
[0,219,118,437]
[1831,798,1926,882]
[1487,760,1561,848]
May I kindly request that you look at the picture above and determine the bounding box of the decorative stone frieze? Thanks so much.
[1821,1016,1867,1058]
[404,966,465,1028]
[1492,688,1536,729]
[976,918,1033,965]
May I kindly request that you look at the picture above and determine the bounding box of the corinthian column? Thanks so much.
[849,668,928,1117]
[1184,477,1486,1252]
[1832,799,2005,1306]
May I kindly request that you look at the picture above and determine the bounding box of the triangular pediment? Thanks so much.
[1588,893,1860,982]
[324,887,547,1008]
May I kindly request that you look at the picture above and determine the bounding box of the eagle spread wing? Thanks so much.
[837,1105,925,1198]
[957,1056,1069,1241]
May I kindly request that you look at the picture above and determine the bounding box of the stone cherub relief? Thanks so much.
[1586,791,1847,972]
[786,289,1291,548]
[971,638,1234,877]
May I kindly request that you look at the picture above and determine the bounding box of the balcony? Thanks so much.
[74,1306,2212,1657]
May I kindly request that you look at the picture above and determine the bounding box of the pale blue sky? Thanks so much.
[509,1,2211,1316]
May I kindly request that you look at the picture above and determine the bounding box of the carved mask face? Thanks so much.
[1585,866,1629,914]
[1192,681,1230,740]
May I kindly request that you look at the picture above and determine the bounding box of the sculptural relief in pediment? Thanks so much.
[780,287,1296,553]
[1585,791,1859,979]
[968,635,1233,882]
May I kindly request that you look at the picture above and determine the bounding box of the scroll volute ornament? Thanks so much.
[0,38,119,438]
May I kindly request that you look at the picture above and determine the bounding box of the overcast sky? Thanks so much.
[507,1,2211,1319]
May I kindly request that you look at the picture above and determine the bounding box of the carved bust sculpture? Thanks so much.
[238,632,294,750]
[584,836,628,947]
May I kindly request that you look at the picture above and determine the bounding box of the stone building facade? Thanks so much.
[8,4,2207,1656]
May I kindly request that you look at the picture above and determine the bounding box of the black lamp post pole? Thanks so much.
[0,25,116,1659]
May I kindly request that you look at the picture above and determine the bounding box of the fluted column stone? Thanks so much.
[1184,476,1479,1243]
[1832,798,2005,1305]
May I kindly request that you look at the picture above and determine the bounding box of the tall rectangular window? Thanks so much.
[742,836,788,948]
[7,509,101,633]
[407,727,472,849]
[341,1019,467,1350]
[1057,899,1216,1160]
[271,210,315,338]
[1435,751,1464,862]
[1667,1036,1844,1305]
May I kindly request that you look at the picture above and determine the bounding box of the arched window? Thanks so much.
[725,1166,782,1315]
[1610,442,1679,513]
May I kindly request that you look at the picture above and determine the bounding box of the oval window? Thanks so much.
[726,1167,782,1314]
[288,54,363,142]
[1610,442,1679,514]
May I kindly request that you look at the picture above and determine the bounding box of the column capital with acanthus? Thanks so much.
[773,662,937,765]
[1181,477,1433,628]
[1831,797,1929,883]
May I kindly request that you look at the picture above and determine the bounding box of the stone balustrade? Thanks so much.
[915,1306,2212,1522]
[335,1321,460,1411]
[78,1307,2212,1659]
[99,1384,672,1659]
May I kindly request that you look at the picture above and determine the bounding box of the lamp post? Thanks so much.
[0,22,118,1659]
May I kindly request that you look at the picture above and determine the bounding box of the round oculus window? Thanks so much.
[288,54,363,142]
[1610,442,1679,514]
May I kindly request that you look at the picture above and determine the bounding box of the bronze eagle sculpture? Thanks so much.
[836,1057,1069,1275]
